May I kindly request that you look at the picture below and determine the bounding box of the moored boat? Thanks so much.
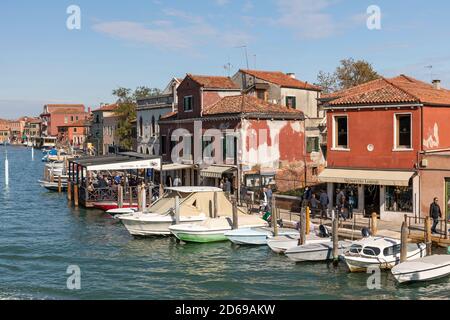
[267,233,332,254]
[94,202,139,211]
[285,241,353,262]
[343,237,427,272]
[391,255,450,283]
[224,227,299,245]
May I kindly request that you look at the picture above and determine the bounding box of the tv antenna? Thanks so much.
[223,62,233,77]
[235,45,249,70]
[425,65,433,82]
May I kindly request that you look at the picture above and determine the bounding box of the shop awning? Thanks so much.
[156,163,193,172]
[200,165,236,179]
[318,169,415,187]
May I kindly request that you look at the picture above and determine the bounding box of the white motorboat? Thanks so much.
[391,255,450,283]
[343,237,427,272]
[267,233,332,254]
[119,187,226,236]
[224,227,299,245]
[39,180,68,191]
[285,240,353,262]
[169,215,268,243]
[107,207,138,216]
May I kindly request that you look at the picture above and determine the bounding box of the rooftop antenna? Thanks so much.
[253,54,257,69]
[425,65,433,82]
[223,55,233,77]
[235,45,249,70]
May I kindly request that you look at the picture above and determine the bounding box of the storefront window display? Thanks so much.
[385,184,413,213]
[333,184,359,209]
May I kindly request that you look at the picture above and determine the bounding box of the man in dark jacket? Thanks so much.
[429,197,442,234]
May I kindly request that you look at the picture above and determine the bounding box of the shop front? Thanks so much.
[319,169,417,222]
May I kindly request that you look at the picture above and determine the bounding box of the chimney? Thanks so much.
[88,107,92,114]
[432,79,441,90]
[287,73,296,79]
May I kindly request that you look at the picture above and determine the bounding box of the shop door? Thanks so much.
[446,179,450,221]
[364,185,380,217]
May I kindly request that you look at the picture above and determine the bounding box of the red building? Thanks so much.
[158,74,308,194]
[40,104,87,137]
[319,75,450,222]
[57,119,90,149]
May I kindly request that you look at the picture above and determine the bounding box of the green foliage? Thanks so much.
[112,86,161,150]
[316,58,380,93]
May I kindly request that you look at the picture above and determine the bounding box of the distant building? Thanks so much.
[89,104,120,155]
[136,78,181,155]
[57,119,90,150]
[40,104,87,137]
[23,117,42,146]
[0,121,11,144]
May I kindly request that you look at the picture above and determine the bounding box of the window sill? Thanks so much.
[392,148,413,152]
[331,147,350,152]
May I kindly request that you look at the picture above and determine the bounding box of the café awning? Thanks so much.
[156,163,193,172]
[200,165,236,179]
[318,169,415,187]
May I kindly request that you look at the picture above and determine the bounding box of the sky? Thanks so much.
[1,0,450,119]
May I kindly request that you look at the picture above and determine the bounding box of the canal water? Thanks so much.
[0,147,448,300]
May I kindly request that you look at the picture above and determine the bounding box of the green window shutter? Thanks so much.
[306,138,313,153]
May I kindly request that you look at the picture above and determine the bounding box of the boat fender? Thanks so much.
[361,227,371,238]
[319,224,330,238]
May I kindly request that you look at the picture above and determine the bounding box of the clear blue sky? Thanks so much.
[1,0,450,118]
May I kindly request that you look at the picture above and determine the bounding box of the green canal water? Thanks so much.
[0,147,449,300]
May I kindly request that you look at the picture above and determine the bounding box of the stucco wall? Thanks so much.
[422,106,450,151]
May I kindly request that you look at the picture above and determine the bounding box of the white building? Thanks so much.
[136,78,181,155]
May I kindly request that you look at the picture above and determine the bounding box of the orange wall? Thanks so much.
[327,107,421,170]
[422,106,450,151]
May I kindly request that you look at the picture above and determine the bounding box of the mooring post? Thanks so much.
[118,185,124,209]
[272,197,279,237]
[298,209,306,245]
[73,184,79,207]
[67,181,72,202]
[306,206,311,235]
[400,221,408,263]
[213,192,218,219]
[58,176,62,193]
[425,216,432,256]
[141,186,147,210]
[371,212,378,236]
[129,187,133,207]
[332,216,339,264]
[137,186,142,212]
[175,195,180,225]
[232,200,239,230]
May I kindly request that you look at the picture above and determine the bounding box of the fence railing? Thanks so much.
[406,215,449,240]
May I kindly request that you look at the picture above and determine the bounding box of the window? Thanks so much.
[385,183,413,213]
[71,116,74,122]
[286,96,297,108]
[256,90,267,101]
[384,244,401,256]
[160,135,167,155]
[139,117,143,137]
[76,116,79,121]
[334,116,348,149]
[363,246,381,256]
[73,128,77,133]
[395,114,412,149]
[151,116,156,136]
[64,117,68,124]
[183,96,193,112]
[306,137,319,153]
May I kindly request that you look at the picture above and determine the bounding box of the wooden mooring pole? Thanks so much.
[298,209,306,245]
[129,187,133,207]
[117,185,124,209]
[73,184,79,207]
[232,200,238,230]
[58,176,62,193]
[272,197,278,237]
[67,181,72,202]
[425,216,432,256]
[213,192,218,219]
[371,212,378,236]
[137,186,142,212]
[400,221,408,263]
[175,195,180,225]
[332,216,339,265]
[306,206,310,235]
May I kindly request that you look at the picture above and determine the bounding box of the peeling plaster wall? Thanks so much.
[422,106,450,151]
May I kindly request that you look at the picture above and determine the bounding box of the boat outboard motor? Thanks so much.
[361,227,371,238]
[319,225,330,238]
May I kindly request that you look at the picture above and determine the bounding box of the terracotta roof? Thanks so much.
[93,104,119,112]
[160,111,178,120]
[187,74,240,90]
[203,95,304,117]
[51,108,88,115]
[240,69,322,91]
[325,75,450,107]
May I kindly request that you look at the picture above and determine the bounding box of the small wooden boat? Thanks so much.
[343,237,427,272]
[267,234,331,254]
[391,255,450,283]
[224,227,299,245]
[285,241,353,262]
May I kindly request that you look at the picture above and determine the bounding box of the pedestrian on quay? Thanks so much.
[310,193,319,217]
[348,191,355,219]
[240,184,248,206]
[224,178,231,199]
[429,197,442,234]
[319,189,329,219]
[266,185,273,211]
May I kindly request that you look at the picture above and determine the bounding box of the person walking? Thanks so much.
[348,191,355,219]
[429,197,442,234]
[266,185,273,211]
[224,178,231,199]
[240,184,248,206]
[319,190,329,219]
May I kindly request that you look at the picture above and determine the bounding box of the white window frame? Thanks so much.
[183,95,193,112]
[331,114,350,151]
[393,112,413,151]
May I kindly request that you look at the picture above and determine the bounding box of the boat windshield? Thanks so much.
[349,245,363,254]
[362,246,381,256]
[383,244,401,256]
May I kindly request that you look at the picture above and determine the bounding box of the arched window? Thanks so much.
[151,116,156,136]
[139,117,143,137]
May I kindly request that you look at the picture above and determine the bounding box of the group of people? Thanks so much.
[86,172,148,193]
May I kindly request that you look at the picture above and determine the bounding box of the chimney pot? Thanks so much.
[287,73,296,79]
[432,79,441,90]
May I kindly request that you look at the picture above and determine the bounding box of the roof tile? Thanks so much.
[240,69,322,91]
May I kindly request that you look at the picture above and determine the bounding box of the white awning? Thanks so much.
[200,165,236,179]
[156,163,193,172]
[87,159,161,171]
[318,169,414,187]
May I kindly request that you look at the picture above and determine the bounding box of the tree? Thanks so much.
[315,58,380,93]
[112,86,161,150]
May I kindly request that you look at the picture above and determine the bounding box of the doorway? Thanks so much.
[364,185,380,217]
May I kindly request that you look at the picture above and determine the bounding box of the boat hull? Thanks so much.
[286,242,351,262]
[392,255,450,283]
[171,230,230,243]
[225,228,299,246]
[93,202,138,211]
[120,216,206,236]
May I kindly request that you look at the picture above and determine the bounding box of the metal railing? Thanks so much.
[406,215,449,240]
